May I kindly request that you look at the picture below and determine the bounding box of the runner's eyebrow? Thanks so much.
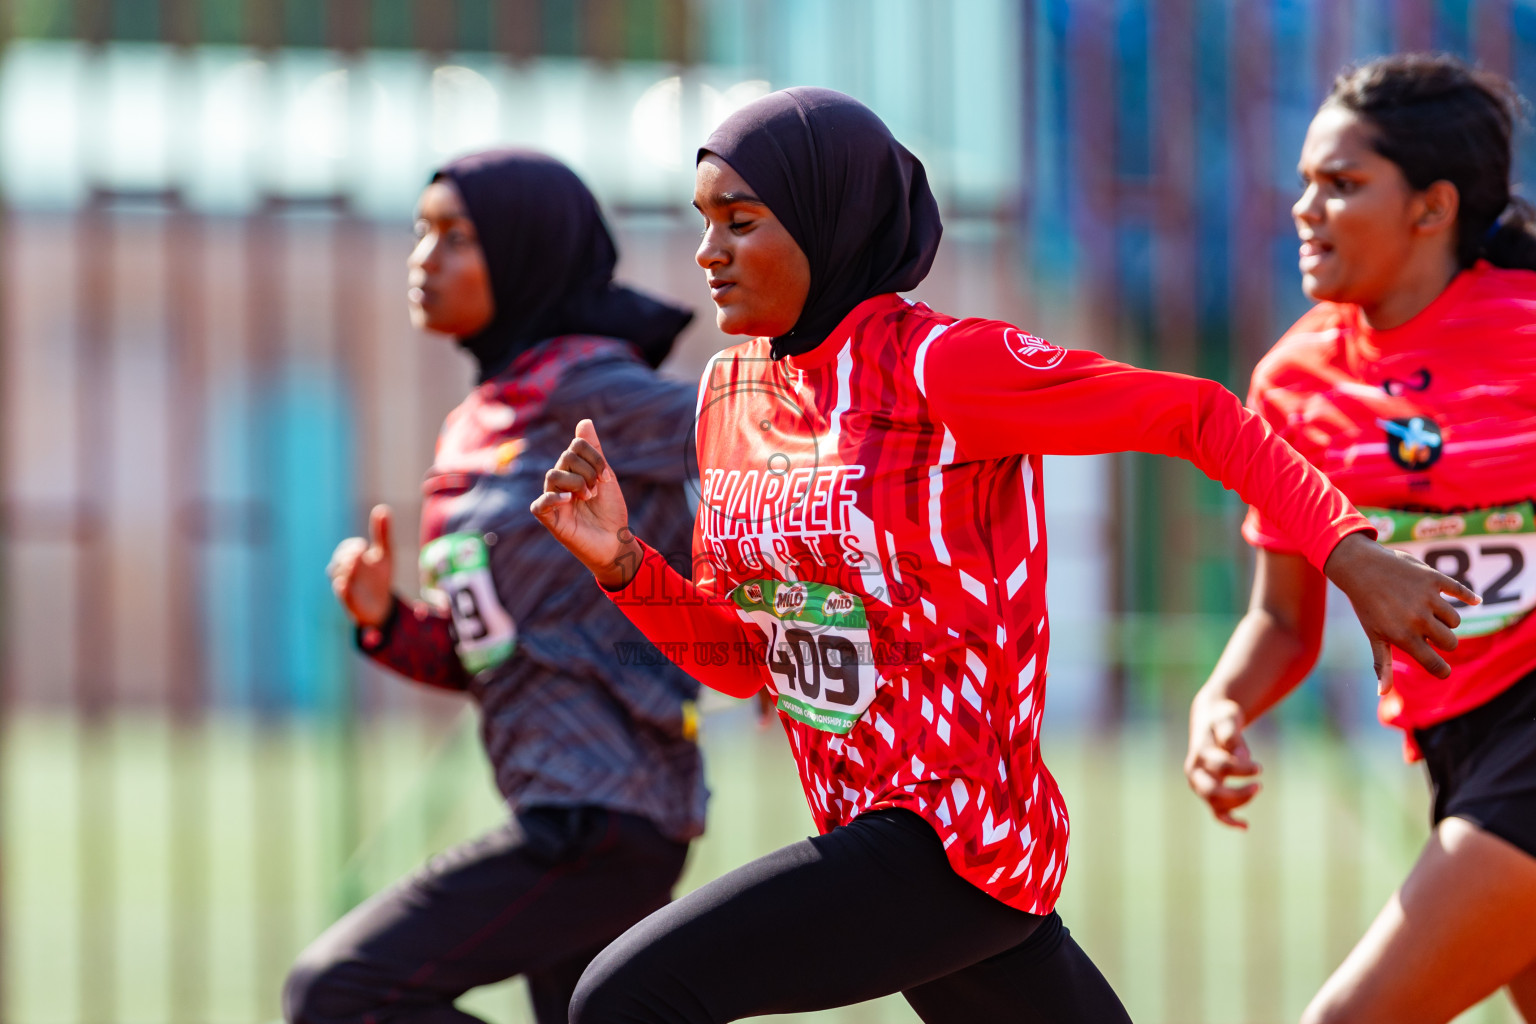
[692,191,768,211]
[1300,159,1362,177]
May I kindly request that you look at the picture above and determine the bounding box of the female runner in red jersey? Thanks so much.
[534,88,1472,1024]
[1185,55,1536,1024]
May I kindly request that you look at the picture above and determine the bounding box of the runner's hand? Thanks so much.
[327,504,395,628]
[1185,696,1262,829]
[531,419,641,590]
[1322,531,1481,694]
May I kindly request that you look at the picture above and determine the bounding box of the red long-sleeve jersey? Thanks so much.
[611,294,1370,913]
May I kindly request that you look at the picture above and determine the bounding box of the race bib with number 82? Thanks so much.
[420,532,517,674]
[1364,502,1536,638]
[730,578,880,734]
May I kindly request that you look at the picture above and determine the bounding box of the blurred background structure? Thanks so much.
[1,1,1531,1022]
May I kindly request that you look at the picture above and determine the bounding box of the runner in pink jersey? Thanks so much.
[1186,56,1536,1024]
[535,88,1472,1023]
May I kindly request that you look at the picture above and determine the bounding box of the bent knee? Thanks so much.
[283,950,366,1024]
[282,955,320,1024]
[568,955,625,1024]
[569,942,679,1024]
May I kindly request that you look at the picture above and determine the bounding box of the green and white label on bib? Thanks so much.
[1363,501,1536,638]
[420,532,517,674]
[730,578,880,734]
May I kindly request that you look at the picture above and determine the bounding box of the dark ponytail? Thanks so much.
[1325,53,1536,271]
[1481,195,1536,269]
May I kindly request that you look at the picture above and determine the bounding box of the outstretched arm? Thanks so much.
[921,322,1477,690]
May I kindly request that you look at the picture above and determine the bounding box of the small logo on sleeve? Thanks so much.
[1379,416,1443,471]
[1004,329,1067,370]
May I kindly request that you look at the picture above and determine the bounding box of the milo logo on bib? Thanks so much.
[823,592,857,616]
[1365,502,1536,638]
[1411,515,1466,541]
[730,579,879,734]
[775,583,808,616]
[1487,510,1526,533]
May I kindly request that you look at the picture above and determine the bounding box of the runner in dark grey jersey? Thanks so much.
[285,150,707,1024]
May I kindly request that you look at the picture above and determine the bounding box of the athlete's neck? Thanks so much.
[1357,252,1460,331]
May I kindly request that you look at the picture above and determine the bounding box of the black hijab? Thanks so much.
[699,88,943,359]
[433,149,694,382]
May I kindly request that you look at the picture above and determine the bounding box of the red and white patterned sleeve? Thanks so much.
[920,318,1372,572]
[604,541,772,699]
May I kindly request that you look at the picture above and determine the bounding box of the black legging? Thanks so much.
[570,808,1131,1024]
[284,806,688,1024]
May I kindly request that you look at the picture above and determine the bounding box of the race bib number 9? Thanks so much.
[730,579,880,734]
[420,532,517,673]
[1364,502,1536,638]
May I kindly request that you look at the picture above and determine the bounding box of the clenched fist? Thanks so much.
[327,504,396,627]
[530,419,641,590]
[1185,696,1262,829]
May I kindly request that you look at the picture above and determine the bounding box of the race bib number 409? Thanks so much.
[420,532,517,674]
[1365,502,1536,638]
[730,579,880,734]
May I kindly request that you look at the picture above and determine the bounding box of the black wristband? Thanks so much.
[355,598,401,653]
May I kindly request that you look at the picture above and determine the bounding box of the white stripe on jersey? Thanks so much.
[820,340,854,458]
[1006,556,1029,600]
[1023,458,1039,550]
[959,570,987,602]
[929,429,957,565]
[913,323,951,397]
[696,354,718,418]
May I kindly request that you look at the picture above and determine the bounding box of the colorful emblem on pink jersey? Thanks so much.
[1003,328,1066,370]
[1379,415,1443,471]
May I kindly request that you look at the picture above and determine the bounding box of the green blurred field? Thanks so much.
[3,709,1521,1024]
